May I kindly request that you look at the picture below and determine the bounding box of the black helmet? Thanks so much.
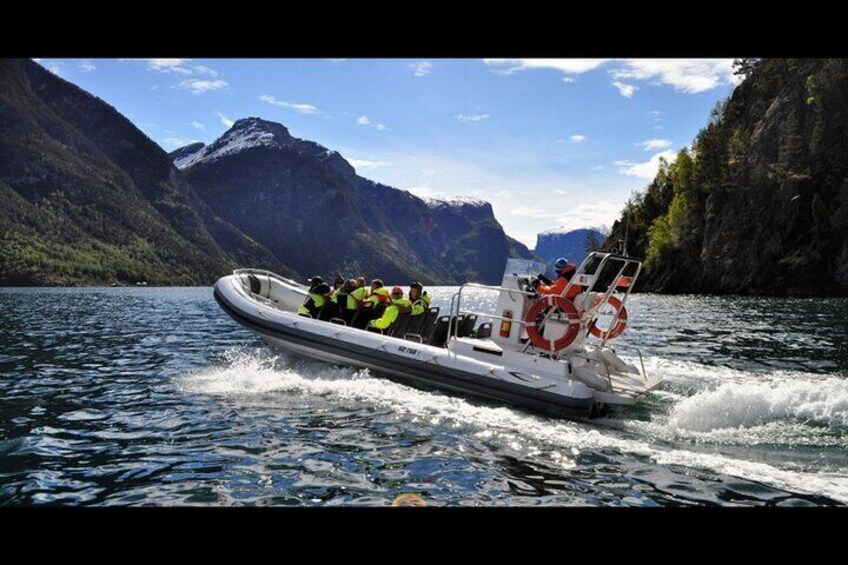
[308,275,324,286]
[410,281,423,290]
[371,278,384,288]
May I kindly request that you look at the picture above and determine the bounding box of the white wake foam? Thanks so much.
[668,378,848,432]
[181,348,848,502]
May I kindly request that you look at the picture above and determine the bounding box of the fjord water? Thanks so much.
[1,287,847,506]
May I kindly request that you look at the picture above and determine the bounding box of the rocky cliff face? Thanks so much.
[178,118,536,284]
[606,59,848,296]
[534,228,604,275]
[0,59,282,285]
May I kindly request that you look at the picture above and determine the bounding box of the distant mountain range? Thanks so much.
[533,228,604,275]
[171,117,536,285]
[0,58,538,286]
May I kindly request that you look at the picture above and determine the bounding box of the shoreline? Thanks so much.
[1,285,847,298]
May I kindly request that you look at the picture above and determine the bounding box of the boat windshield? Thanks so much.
[503,258,548,278]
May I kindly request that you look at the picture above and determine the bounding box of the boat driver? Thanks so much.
[533,258,580,300]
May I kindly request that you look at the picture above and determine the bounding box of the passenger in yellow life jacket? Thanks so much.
[347,278,369,310]
[329,275,345,303]
[364,279,391,307]
[332,278,365,311]
[298,276,333,317]
[355,276,367,292]
[369,286,412,330]
[409,282,429,316]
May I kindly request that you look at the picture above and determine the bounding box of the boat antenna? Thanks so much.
[621,208,630,257]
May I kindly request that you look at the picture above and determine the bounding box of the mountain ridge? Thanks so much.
[176,117,537,285]
[0,58,285,286]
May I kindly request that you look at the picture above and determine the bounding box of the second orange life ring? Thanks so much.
[588,295,628,340]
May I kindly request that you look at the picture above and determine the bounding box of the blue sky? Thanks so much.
[37,58,738,247]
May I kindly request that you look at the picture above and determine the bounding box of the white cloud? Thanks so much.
[570,134,586,143]
[612,59,735,93]
[162,137,200,151]
[410,61,432,77]
[178,79,228,94]
[543,201,621,234]
[592,165,605,170]
[357,115,386,131]
[192,65,219,77]
[553,189,569,195]
[637,138,672,151]
[348,159,388,170]
[79,60,96,72]
[146,59,192,74]
[615,149,677,179]
[612,81,637,98]
[485,58,736,95]
[328,58,347,64]
[141,59,229,93]
[455,113,490,123]
[484,58,609,75]
[191,121,206,131]
[561,76,575,83]
[218,113,234,128]
[259,94,319,114]
[143,59,219,77]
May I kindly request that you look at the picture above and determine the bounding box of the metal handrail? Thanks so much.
[446,252,644,354]
[450,282,538,341]
[233,268,306,290]
[558,252,643,348]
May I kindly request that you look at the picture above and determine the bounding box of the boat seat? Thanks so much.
[247,274,262,295]
[317,301,338,321]
[458,314,477,338]
[351,304,376,329]
[475,322,492,339]
[335,292,351,324]
[448,314,465,340]
[426,315,452,347]
[404,312,425,337]
[403,306,437,341]
[388,311,412,338]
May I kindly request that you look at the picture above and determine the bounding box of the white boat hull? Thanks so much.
[213,271,661,418]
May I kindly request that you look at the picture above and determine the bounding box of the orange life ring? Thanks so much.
[588,295,628,339]
[524,295,580,352]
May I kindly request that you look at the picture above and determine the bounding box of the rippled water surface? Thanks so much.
[1,287,847,506]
